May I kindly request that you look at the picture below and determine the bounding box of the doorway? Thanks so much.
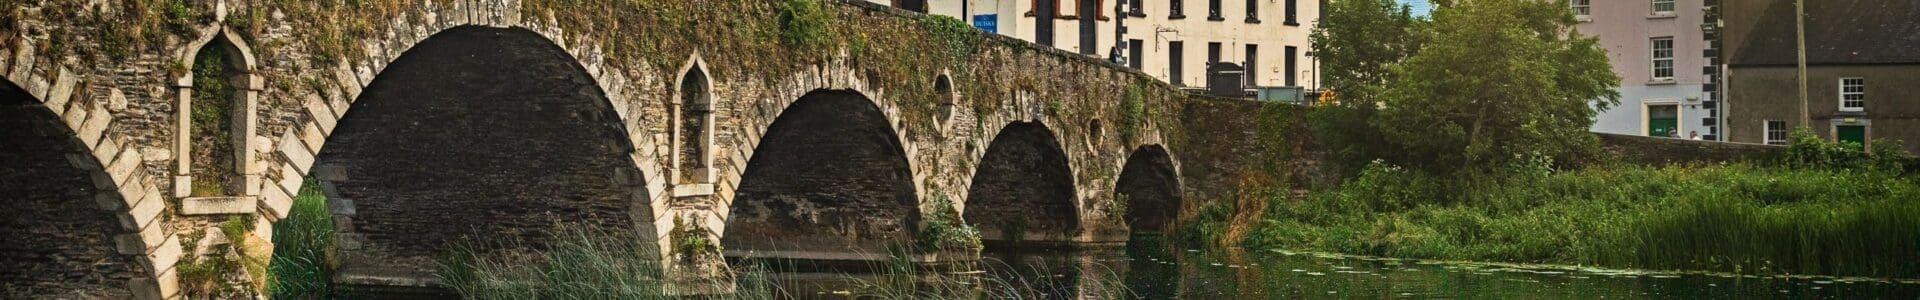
[1647,104,1678,137]
[1036,0,1056,46]
[1079,0,1098,55]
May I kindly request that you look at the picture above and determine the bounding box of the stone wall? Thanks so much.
[1,0,1209,296]
[1597,132,1785,165]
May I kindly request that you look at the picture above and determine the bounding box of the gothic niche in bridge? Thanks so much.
[311,26,641,273]
[674,58,715,187]
[965,121,1079,245]
[1116,145,1179,234]
[0,80,143,297]
[178,32,257,197]
[727,90,918,257]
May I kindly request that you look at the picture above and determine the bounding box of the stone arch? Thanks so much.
[171,25,263,201]
[275,25,655,286]
[722,89,921,260]
[672,55,717,189]
[1115,145,1180,234]
[965,120,1080,246]
[0,76,172,298]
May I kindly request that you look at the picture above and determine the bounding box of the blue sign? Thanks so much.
[973,14,998,33]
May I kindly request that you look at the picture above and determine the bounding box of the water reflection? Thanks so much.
[754,236,1920,299]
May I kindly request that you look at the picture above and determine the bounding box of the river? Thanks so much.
[752,236,1920,299]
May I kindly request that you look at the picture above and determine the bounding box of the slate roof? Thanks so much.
[1733,0,1920,66]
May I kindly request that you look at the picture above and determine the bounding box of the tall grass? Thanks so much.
[436,224,700,299]
[1246,162,1920,278]
[266,178,337,297]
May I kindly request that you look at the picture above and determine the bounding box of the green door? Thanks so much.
[1837,125,1867,148]
[1648,105,1679,137]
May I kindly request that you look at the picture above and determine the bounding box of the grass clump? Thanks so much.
[266,177,338,297]
[1243,161,1920,278]
[437,224,690,299]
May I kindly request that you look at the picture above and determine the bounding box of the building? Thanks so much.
[1573,0,1719,140]
[868,0,1320,91]
[1721,0,1920,152]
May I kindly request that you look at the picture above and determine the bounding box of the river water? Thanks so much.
[756,236,1920,299]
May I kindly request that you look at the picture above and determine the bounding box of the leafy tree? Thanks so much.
[1310,0,1422,106]
[1305,0,1422,178]
[1371,0,1619,173]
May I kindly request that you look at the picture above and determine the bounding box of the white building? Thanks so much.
[870,0,1320,90]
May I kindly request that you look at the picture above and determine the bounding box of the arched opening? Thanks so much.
[934,74,956,124]
[184,35,250,197]
[726,90,918,258]
[312,26,645,273]
[675,63,713,185]
[965,121,1078,245]
[0,81,141,297]
[1116,145,1178,234]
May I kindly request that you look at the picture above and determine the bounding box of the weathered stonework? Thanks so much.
[0,0,1215,297]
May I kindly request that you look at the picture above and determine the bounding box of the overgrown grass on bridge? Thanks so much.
[266,178,337,297]
[1204,144,1920,279]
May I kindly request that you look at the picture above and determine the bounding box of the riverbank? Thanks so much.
[1224,162,1920,279]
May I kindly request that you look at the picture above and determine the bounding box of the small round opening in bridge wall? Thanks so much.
[934,74,956,125]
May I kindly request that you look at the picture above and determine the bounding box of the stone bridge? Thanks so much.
[0,0,1230,298]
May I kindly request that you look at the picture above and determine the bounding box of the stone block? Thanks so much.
[44,70,77,114]
[328,197,356,216]
[181,196,258,215]
[95,192,125,211]
[276,165,304,199]
[127,277,160,300]
[8,41,34,90]
[279,134,316,176]
[65,153,97,170]
[123,191,165,231]
[304,94,338,133]
[105,147,143,186]
[60,104,88,130]
[334,64,362,100]
[259,182,293,220]
[91,136,121,166]
[154,266,180,299]
[114,233,146,255]
[332,215,354,233]
[136,210,168,250]
[116,176,148,207]
[299,121,326,153]
[144,238,183,280]
[313,164,347,181]
[77,109,111,147]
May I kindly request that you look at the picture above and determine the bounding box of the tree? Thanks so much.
[1305,0,1423,177]
[1309,0,1421,106]
[1371,0,1619,173]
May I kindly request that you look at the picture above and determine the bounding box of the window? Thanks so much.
[1245,44,1259,86]
[1285,46,1298,87]
[1170,41,1185,86]
[1572,0,1591,16]
[1653,0,1675,14]
[1651,37,1674,80]
[1171,0,1185,18]
[1840,77,1865,111]
[1246,0,1259,22]
[1129,39,1144,70]
[894,0,927,13]
[1207,42,1222,67]
[1129,0,1143,16]
[1208,0,1223,20]
[1764,120,1787,145]
[1285,0,1299,25]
